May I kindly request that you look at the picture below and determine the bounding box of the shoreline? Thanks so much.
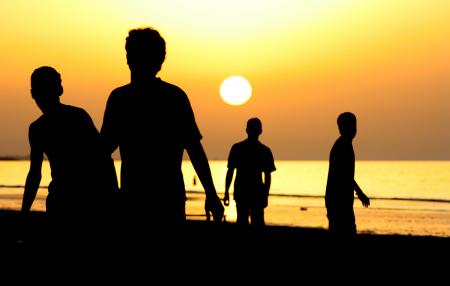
[1,209,448,243]
[1,190,450,237]
[3,186,450,204]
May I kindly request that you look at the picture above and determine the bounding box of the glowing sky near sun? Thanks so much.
[0,0,449,159]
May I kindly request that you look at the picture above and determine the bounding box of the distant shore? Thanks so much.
[0,156,28,161]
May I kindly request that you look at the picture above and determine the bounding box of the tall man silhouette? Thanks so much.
[224,118,276,226]
[325,112,370,236]
[101,27,224,225]
[22,66,118,230]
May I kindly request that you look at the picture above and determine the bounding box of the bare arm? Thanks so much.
[186,141,216,196]
[100,93,119,154]
[354,180,370,208]
[22,137,43,213]
[224,168,235,206]
[264,171,272,196]
[186,140,224,221]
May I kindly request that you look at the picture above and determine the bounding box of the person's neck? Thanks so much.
[340,135,353,143]
[131,72,158,85]
[247,136,260,142]
[42,102,63,116]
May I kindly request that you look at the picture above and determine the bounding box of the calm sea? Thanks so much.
[1,160,449,237]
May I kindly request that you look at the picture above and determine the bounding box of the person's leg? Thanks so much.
[236,204,250,226]
[160,200,186,226]
[250,207,265,226]
[326,207,336,233]
[347,209,357,235]
[175,202,187,225]
[331,210,356,238]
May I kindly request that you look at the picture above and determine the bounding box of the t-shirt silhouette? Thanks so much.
[325,136,356,229]
[227,139,276,207]
[101,78,202,209]
[30,104,117,214]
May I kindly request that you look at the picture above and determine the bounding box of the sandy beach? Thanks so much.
[2,209,448,257]
[0,208,447,284]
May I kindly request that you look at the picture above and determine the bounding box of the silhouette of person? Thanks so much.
[22,66,118,231]
[100,27,224,225]
[224,118,276,226]
[325,112,370,236]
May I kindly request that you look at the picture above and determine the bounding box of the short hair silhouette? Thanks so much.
[337,112,356,137]
[246,117,262,136]
[126,27,166,75]
[31,66,63,99]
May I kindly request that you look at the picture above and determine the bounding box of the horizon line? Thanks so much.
[1,156,450,161]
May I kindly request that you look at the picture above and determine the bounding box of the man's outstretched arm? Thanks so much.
[186,140,224,222]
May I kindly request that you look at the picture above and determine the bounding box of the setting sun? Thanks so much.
[219,76,252,106]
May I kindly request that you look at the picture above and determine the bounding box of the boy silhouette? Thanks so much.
[101,27,224,225]
[325,112,370,236]
[224,118,276,226]
[22,66,118,230]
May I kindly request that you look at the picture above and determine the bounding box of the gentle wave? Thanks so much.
[186,190,450,204]
[2,185,450,204]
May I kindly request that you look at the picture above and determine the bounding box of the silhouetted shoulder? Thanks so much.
[104,85,134,117]
[231,140,247,150]
[259,142,276,172]
[232,140,273,154]
[259,142,273,154]
[158,79,192,103]
[29,115,45,130]
[229,140,249,155]
[108,84,132,99]
[62,104,91,117]
[228,140,276,172]
[62,105,97,130]
[29,105,90,130]
[107,80,190,104]
[159,79,183,92]
[28,117,45,150]
[329,138,340,155]
[329,137,353,159]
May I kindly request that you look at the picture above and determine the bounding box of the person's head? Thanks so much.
[126,27,166,77]
[246,117,262,139]
[31,66,63,113]
[337,112,357,139]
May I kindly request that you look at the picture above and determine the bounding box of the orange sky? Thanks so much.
[1,0,449,159]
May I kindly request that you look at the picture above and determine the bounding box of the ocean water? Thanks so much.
[1,160,449,237]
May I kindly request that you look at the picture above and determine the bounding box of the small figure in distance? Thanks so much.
[325,112,370,237]
[22,66,118,233]
[100,27,224,225]
[224,118,276,226]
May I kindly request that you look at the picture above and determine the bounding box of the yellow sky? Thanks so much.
[0,0,449,159]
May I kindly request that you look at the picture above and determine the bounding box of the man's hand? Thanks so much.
[223,191,230,207]
[205,194,224,222]
[358,192,370,208]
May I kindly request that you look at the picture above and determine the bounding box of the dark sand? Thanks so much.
[1,209,447,280]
